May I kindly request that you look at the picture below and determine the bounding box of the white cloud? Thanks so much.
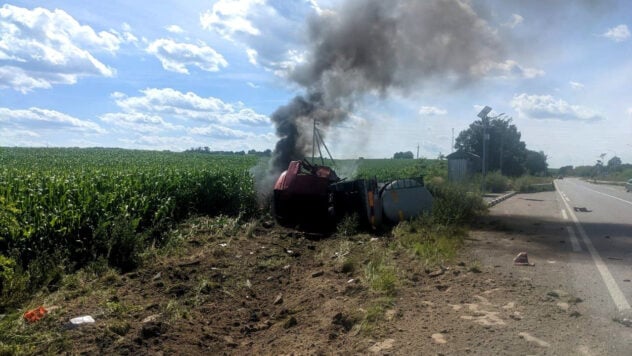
[569,81,584,90]
[146,39,228,74]
[603,24,630,42]
[0,127,43,146]
[0,107,105,133]
[100,112,182,133]
[475,60,544,79]
[165,25,184,34]
[627,108,632,116]
[0,4,127,92]
[200,0,315,77]
[511,93,603,121]
[200,0,264,39]
[189,124,251,139]
[0,127,42,141]
[308,0,323,15]
[103,88,273,152]
[0,128,40,138]
[110,23,138,44]
[502,14,523,29]
[419,106,447,116]
[112,88,270,126]
[0,67,57,91]
[268,49,307,77]
[246,48,259,66]
[247,82,259,88]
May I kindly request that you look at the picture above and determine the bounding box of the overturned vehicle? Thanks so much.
[273,159,433,229]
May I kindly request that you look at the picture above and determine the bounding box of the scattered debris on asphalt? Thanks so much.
[513,252,535,266]
[573,207,591,213]
[613,317,632,327]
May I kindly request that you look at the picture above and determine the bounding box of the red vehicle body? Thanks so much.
[273,160,339,228]
[273,159,433,230]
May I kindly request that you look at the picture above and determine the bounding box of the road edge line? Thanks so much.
[554,181,631,312]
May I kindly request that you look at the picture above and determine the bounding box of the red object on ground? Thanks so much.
[23,306,48,323]
[513,252,534,266]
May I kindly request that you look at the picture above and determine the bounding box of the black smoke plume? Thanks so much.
[269,0,504,175]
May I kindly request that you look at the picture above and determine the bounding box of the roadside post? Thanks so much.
[478,106,492,193]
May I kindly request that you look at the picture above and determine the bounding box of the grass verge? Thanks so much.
[393,218,465,267]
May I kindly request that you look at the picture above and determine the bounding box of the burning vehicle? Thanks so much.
[273,160,433,229]
[264,0,503,228]
[272,126,433,229]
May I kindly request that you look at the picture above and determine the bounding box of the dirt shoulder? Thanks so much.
[4,193,631,355]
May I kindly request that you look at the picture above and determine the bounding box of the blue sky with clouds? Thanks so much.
[1,0,631,167]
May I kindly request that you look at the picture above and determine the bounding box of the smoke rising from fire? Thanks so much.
[270,0,505,174]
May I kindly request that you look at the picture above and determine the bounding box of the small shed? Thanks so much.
[446,150,480,182]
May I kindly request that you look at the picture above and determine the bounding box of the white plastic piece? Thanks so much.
[70,315,95,325]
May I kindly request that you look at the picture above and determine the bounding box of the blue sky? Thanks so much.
[1,0,631,167]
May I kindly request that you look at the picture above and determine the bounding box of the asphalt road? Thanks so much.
[473,179,632,354]
[554,178,632,315]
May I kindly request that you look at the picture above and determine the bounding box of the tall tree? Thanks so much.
[558,165,573,176]
[454,116,528,176]
[393,151,414,159]
[525,150,548,176]
[607,156,622,171]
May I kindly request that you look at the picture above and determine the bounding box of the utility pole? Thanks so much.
[451,128,454,153]
[417,144,419,159]
[482,118,488,187]
[499,129,503,175]
[477,106,492,193]
[312,119,316,164]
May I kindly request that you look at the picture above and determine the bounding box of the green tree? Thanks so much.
[393,151,414,159]
[607,156,622,171]
[525,150,548,176]
[454,116,528,176]
[558,165,573,176]
[573,165,594,177]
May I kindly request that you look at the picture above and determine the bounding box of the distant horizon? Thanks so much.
[5,145,629,170]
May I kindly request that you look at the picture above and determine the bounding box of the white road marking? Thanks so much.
[561,209,568,220]
[566,226,582,252]
[575,183,632,207]
[603,185,623,194]
[555,181,631,311]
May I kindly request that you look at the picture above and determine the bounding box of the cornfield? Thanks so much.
[336,158,447,181]
[0,148,259,273]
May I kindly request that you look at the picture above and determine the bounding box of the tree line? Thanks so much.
[559,155,630,179]
[185,147,272,157]
[393,151,415,159]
